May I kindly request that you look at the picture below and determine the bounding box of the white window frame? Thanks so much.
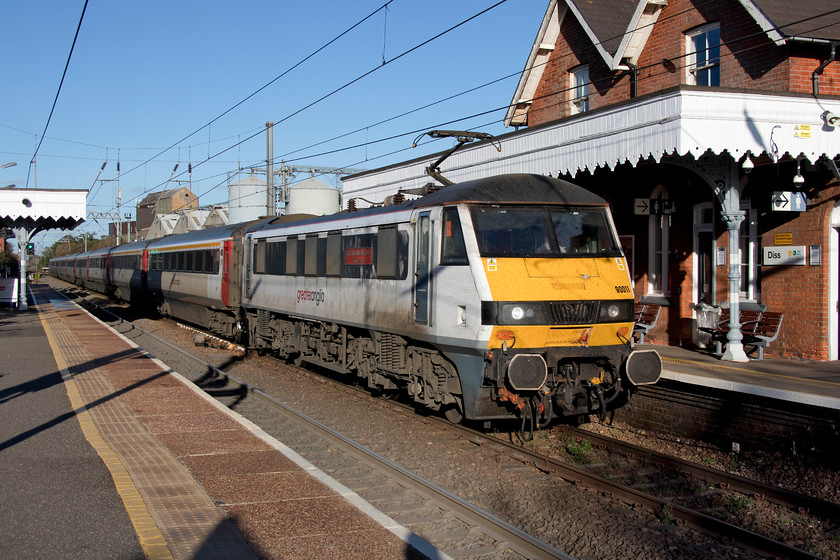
[570,66,590,115]
[647,185,670,297]
[686,23,720,87]
[738,204,760,302]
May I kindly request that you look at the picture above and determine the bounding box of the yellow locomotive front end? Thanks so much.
[468,202,661,429]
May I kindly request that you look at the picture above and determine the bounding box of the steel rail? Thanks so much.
[567,426,840,520]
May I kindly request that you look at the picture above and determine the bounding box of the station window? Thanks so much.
[570,66,590,115]
[686,23,720,87]
[647,185,670,296]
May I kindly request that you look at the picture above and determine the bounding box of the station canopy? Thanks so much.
[0,188,87,233]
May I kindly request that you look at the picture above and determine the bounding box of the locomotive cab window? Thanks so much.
[441,207,468,265]
[471,205,620,258]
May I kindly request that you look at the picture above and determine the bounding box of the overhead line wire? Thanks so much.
[107,0,511,214]
[26,0,88,188]
[120,1,396,180]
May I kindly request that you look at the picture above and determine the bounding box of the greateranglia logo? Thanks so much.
[297,289,325,306]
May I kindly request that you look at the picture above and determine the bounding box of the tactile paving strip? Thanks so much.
[39,302,257,560]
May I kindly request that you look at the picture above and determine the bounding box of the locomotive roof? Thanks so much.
[253,174,607,234]
[412,174,607,207]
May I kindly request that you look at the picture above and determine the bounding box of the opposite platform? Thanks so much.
[1,282,438,560]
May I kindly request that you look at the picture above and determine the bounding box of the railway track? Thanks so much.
[287,367,837,560]
[57,283,837,559]
[58,286,571,560]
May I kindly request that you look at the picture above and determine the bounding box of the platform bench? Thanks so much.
[741,311,784,360]
[700,309,783,359]
[633,303,661,344]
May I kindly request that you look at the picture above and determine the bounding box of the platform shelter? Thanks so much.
[0,188,86,310]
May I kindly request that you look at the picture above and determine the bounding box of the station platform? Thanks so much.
[648,342,840,411]
[0,282,437,560]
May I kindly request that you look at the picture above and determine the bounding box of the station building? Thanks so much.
[342,0,840,361]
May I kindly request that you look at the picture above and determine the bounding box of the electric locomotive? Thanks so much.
[50,173,661,430]
[239,173,660,428]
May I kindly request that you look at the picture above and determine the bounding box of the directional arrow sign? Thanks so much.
[772,192,789,210]
[772,191,806,212]
[634,198,650,215]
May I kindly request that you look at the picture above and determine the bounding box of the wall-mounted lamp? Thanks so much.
[742,153,754,174]
[821,110,839,128]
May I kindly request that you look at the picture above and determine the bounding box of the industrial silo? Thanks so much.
[228,174,268,224]
[285,177,340,216]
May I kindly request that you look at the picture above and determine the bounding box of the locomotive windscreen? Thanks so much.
[470,205,621,258]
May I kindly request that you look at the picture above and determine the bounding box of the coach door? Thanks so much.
[414,211,432,324]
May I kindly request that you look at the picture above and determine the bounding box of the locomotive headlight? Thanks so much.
[498,303,545,324]
[598,300,633,323]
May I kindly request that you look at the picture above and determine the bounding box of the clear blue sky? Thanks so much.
[0,0,547,251]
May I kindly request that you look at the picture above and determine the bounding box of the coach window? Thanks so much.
[441,207,468,265]
[647,184,670,297]
[305,235,318,276]
[255,240,267,274]
[326,232,342,276]
[185,251,194,272]
[177,252,185,272]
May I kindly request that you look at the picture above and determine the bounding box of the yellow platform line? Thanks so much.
[39,310,174,560]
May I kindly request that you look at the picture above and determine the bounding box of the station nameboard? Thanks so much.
[763,246,806,266]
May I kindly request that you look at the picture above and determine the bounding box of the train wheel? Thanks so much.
[443,404,463,424]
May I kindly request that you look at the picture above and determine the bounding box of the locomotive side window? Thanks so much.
[317,237,327,277]
[377,227,398,278]
[304,236,318,277]
[297,238,306,276]
[266,240,286,275]
[343,233,376,279]
[441,207,468,265]
[286,239,298,275]
[326,233,341,277]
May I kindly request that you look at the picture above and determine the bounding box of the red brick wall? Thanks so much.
[528,0,840,128]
